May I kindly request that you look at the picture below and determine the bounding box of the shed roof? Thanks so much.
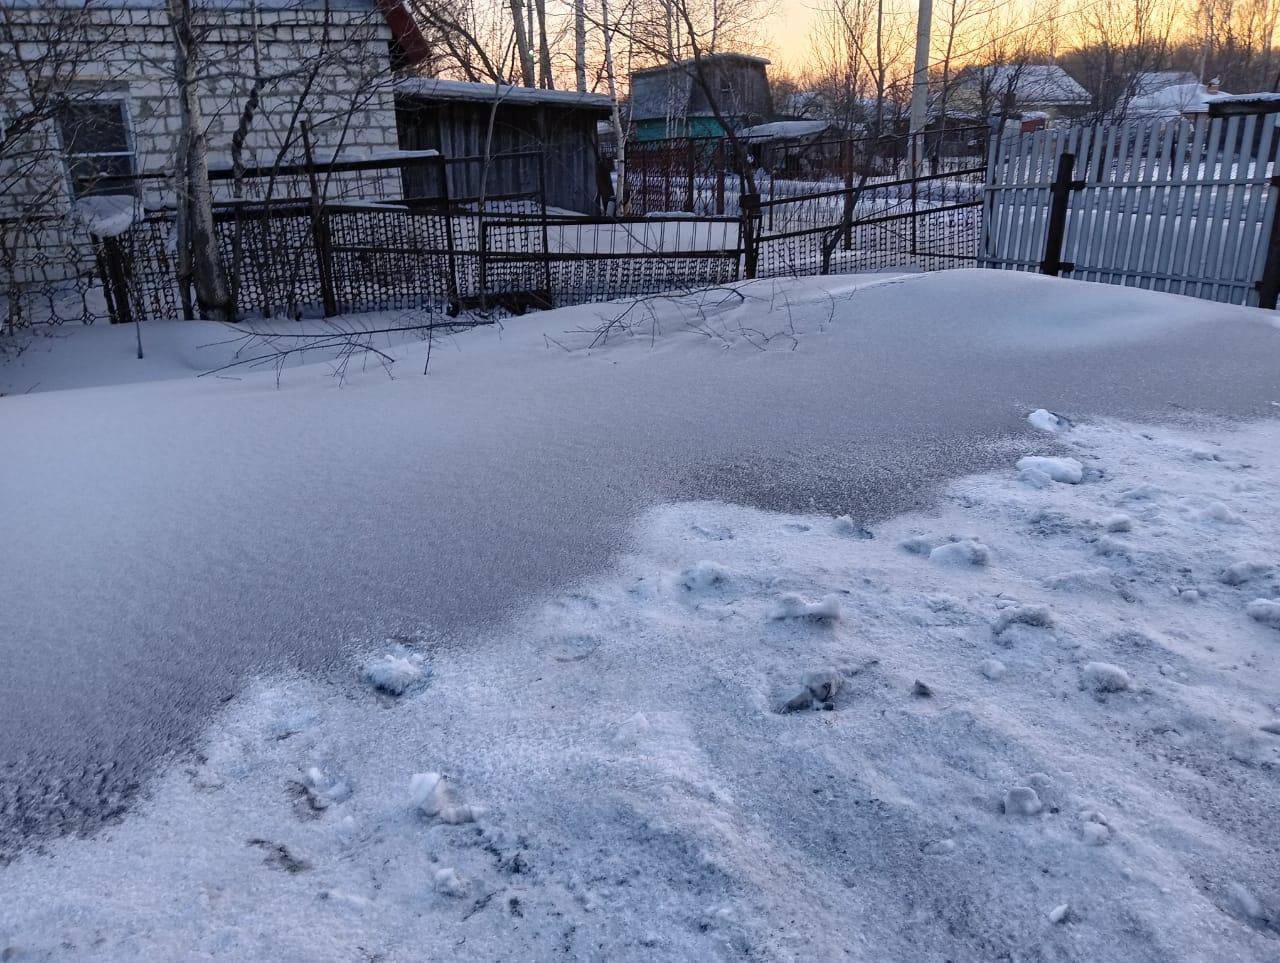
[738,120,833,141]
[396,77,614,113]
[631,52,770,77]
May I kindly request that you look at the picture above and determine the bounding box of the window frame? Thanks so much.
[55,95,139,199]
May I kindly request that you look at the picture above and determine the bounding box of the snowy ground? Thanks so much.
[3,410,1280,960]
[2,271,1280,959]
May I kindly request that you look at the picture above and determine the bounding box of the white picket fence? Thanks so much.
[981,114,1280,307]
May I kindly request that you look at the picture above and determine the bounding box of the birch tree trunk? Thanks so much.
[574,0,587,92]
[508,0,536,86]
[601,0,625,210]
[170,0,232,320]
[534,0,553,88]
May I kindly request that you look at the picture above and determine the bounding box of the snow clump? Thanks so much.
[1081,662,1131,693]
[409,772,482,824]
[1245,599,1280,629]
[365,651,427,696]
[1016,456,1084,485]
[769,594,841,621]
[1003,786,1043,816]
[1028,409,1069,433]
[929,539,990,566]
[992,605,1054,636]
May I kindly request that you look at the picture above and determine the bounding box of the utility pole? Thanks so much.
[908,0,933,177]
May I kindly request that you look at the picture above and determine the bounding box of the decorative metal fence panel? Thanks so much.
[481,214,742,306]
[744,143,988,280]
[982,115,1280,307]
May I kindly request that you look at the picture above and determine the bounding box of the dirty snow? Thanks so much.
[2,412,1279,960]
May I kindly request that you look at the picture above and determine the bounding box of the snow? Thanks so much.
[1016,455,1084,484]
[929,538,990,566]
[365,651,427,696]
[3,271,1280,959]
[962,65,1091,105]
[1246,599,1280,629]
[738,120,834,142]
[767,592,842,620]
[1206,91,1280,107]
[1027,407,1067,432]
[394,77,613,111]
[73,195,137,238]
[1124,82,1222,119]
[5,404,1280,957]
[1080,661,1132,693]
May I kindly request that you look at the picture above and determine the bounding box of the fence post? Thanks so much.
[1040,151,1081,276]
[96,235,134,324]
[686,139,696,212]
[436,157,460,314]
[741,191,761,279]
[1255,175,1280,309]
[842,140,855,250]
[910,142,919,258]
[715,140,726,215]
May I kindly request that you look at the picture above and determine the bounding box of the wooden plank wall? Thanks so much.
[396,97,604,213]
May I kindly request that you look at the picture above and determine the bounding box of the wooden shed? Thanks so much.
[395,79,615,213]
[628,54,773,142]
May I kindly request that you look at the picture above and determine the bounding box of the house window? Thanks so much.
[56,100,136,197]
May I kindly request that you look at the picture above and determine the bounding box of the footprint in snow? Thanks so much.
[1246,599,1280,629]
[680,560,730,592]
[833,515,874,539]
[365,649,428,697]
[410,772,483,825]
[291,766,351,816]
[248,838,312,874]
[768,594,841,621]
[692,523,734,541]
[542,634,600,662]
[991,605,1054,638]
[776,669,843,712]
[1220,560,1271,586]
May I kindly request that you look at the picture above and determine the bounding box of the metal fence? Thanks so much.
[982,114,1280,307]
[87,151,744,324]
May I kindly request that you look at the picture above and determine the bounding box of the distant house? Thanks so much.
[395,79,614,213]
[1130,70,1200,97]
[628,54,773,142]
[737,120,843,177]
[1123,81,1224,122]
[950,64,1091,122]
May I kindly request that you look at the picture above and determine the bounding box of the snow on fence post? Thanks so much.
[1256,175,1280,310]
[1040,151,1082,277]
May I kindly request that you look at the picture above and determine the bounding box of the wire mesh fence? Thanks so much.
[0,126,1017,332]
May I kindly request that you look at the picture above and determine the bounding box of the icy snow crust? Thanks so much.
[3,414,1280,960]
